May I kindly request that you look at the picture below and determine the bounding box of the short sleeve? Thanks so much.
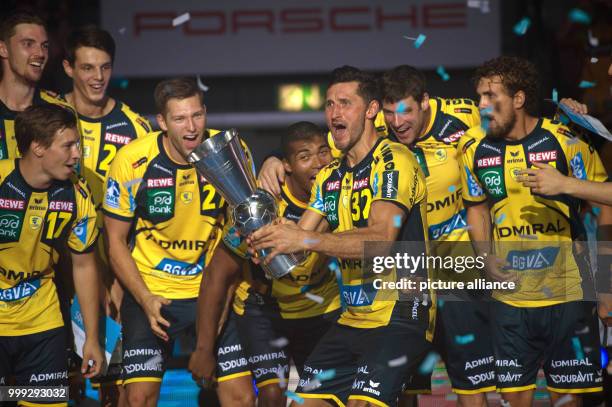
[102,148,139,221]
[458,127,487,204]
[307,170,327,217]
[563,135,609,183]
[68,177,99,253]
[371,141,425,212]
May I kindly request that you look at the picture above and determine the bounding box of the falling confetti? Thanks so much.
[276,364,287,388]
[197,75,209,92]
[513,17,530,36]
[571,337,585,360]
[304,238,320,246]
[565,137,579,145]
[496,213,506,224]
[568,8,591,25]
[579,80,596,89]
[301,378,321,391]
[588,30,599,47]
[403,34,426,48]
[590,57,598,64]
[418,352,440,374]
[118,27,126,35]
[480,107,492,132]
[455,334,475,345]
[448,185,456,193]
[305,292,324,304]
[574,326,589,335]
[315,369,336,381]
[269,337,289,348]
[144,354,163,366]
[551,88,558,103]
[396,100,407,113]
[438,299,445,308]
[388,355,408,367]
[553,394,573,407]
[601,347,609,368]
[393,215,402,228]
[173,12,191,27]
[436,66,450,81]
[285,390,305,404]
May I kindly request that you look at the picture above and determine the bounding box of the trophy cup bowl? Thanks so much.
[188,129,303,279]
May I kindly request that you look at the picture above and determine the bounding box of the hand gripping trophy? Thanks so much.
[188,129,303,278]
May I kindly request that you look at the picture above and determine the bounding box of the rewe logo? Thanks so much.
[147,178,174,188]
[528,150,557,162]
[477,156,501,167]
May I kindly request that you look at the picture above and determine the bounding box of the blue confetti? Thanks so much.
[579,80,596,89]
[396,100,407,114]
[480,107,493,132]
[393,215,402,228]
[513,17,531,36]
[568,8,591,25]
[436,66,450,82]
[303,238,320,245]
[119,79,129,89]
[571,337,585,360]
[455,334,475,345]
[601,347,609,368]
[448,185,456,193]
[315,369,336,381]
[285,391,304,404]
[559,114,570,125]
[552,88,558,103]
[437,299,445,308]
[418,352,440,374]
[495,213,506,224]
[414,34,427,48]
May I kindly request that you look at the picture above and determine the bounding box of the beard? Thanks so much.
[487,109,516,139]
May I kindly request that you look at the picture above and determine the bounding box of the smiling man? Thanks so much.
[0,104,104,406]
[61,25,152,405]
[103,77,253,407]
[0,12,75,160]
[459,56,611,406]
[249,66,434,407]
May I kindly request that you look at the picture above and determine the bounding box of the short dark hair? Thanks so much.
[381,65,427,104]
[0,12,46,42]
[329,65,381,105]
[15,104,77,155]
[281,121,325,159]
[473,56,540,116]
[154,77,203,115]
[64,25,116,65]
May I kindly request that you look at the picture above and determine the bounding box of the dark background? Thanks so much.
[1,0,610,167]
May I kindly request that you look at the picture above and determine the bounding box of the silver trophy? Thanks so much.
[188,129,303,279]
